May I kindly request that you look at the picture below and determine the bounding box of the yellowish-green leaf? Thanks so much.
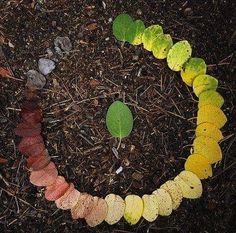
[167,40,192,71]
[198,90,224,108]
[126,20,145,45]
[184,154,212,179]
[142,25,163,51]
[196,122,223,142]
[124,195,143,225]
[180,58,207,86]
[193,136,222,164]
[152,34,173,59]
[197,104,227,129]
[193,74,218,97]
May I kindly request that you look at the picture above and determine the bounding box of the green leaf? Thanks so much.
[198,90,224,108]
[113,13,134,41]
[106,101,133,139]
[152,34,173,59]
[181,58,207,86]
[142,25,164,51]
[126,20,145,45]
[167,40,192,71]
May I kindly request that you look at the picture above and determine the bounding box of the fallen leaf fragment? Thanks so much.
[21,100,39,112]
[18,136,43,152]
[105,194,125,225]
[85,197,108,227]
[45,176,70,201]
[0,67,12,78]
[0,156,8,164]
[19,140,45,157]
[30,161,58,186]
[55,184,81,210]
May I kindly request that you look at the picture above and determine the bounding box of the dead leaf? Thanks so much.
[89,79,100,87]
[86,23,98,31]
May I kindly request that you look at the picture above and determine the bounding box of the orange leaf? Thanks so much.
[0,156,8,164]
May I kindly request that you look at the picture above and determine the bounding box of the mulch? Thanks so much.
[0,0,236,232]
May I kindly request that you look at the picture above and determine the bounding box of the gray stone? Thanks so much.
[26,69,46,89]
[38,58,55,75]
[54,36,72,52]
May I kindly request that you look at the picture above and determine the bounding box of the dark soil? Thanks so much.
[0,0,236,232]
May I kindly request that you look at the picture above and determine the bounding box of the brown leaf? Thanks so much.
[85,23,98,31]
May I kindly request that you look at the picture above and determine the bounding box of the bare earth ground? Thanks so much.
[0,0,236,232]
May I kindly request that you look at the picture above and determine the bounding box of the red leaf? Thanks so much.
[55,184,81,210]
[21,100,39,112]
[15,121,41,137]
[18,136,43,153]
[21,108,42,125]
[27,151,50,171]
[29,162,58,187]
[45,176,70,201]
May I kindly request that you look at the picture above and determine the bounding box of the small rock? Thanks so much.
[115,166,123,174]
[46,48,54,58]
[54,46,63,57]
[38,58,55,75]
[184,7,193,16]
[26,69,46,89]
[54,36,72,52]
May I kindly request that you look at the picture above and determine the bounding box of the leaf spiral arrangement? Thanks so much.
[14,13,227,227]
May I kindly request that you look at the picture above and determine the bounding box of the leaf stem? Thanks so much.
[116,137,122,151]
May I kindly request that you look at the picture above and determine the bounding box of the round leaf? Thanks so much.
[174,171,202,199]
[126,20,145,45]
[198,90,224,108]
[142,25,164,51]
[193,136,222,164]
[197,104,227,129]
[142,194,159,222]
[152,34,173,59]
[193,74,218,97]
[160,180,183,210]
[124,195,143,225]
[152,189,172,216]
[112,13,133,41]
[196,122,223,142]
[106,101,133,139]
[167,40,192,71]
[184,154,212,179]
[180,58,207,86]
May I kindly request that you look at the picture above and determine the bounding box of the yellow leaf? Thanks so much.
[198,90,224,108]
[196,122,223,142]
[142,194,159,222]
[124,195,143,225]
[105,194,125,225]
[152,189,172,216]
[193,136,222,164]
[174,171,202,199]
[193,74,218,97]
[180,58,207,86]
[160,180,183,210]
[197,104,227,129]
[184,154,212,179]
